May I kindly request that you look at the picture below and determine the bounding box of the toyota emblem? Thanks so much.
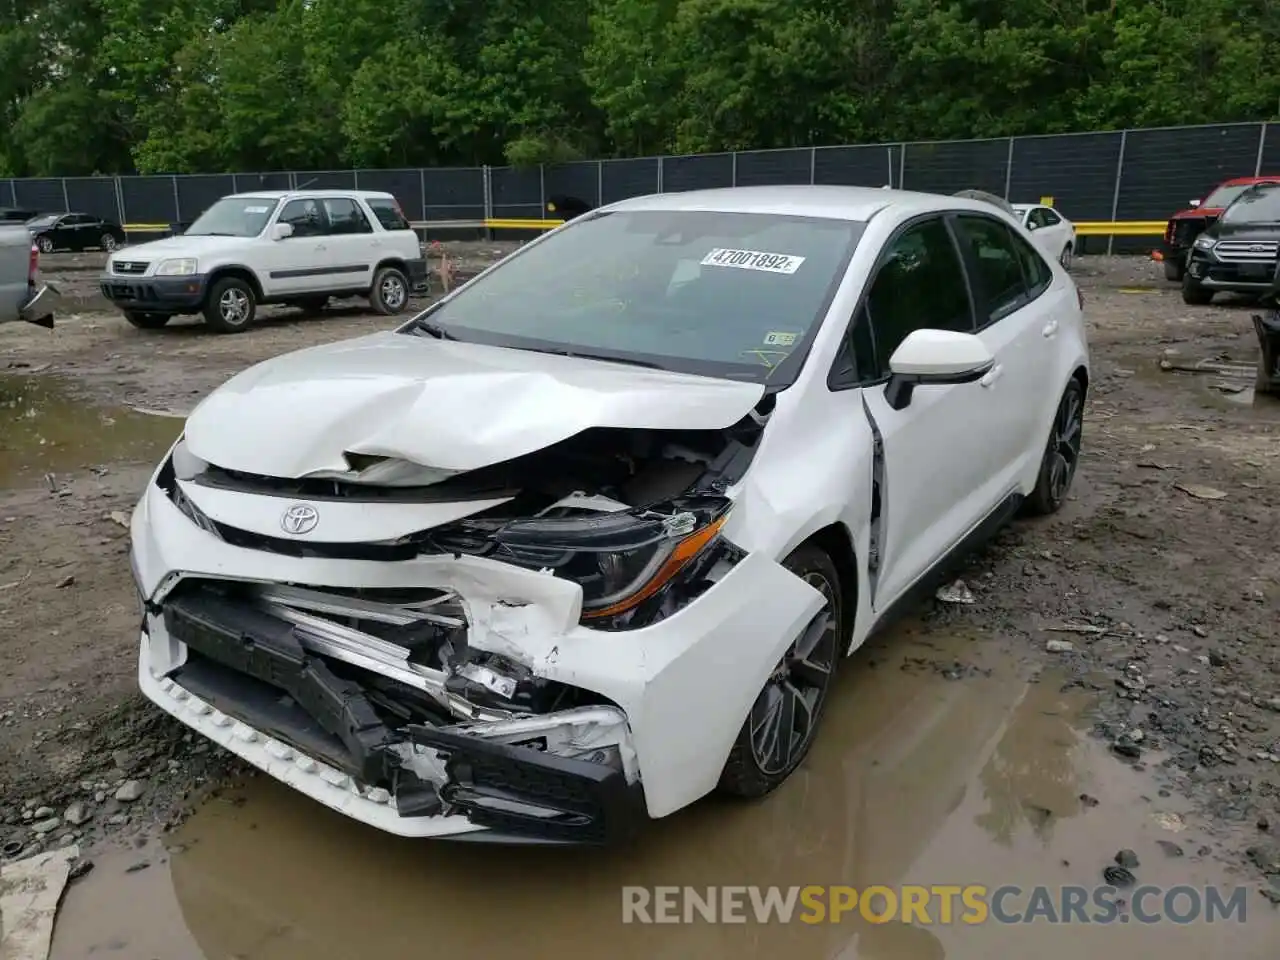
[280,503,319,535]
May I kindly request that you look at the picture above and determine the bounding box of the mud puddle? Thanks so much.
[0,374,181,488]
[48,623,1280,959]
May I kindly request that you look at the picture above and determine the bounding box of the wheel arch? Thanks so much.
[375,256,409,275]
[206,265,264,301]
[787,520,860,653]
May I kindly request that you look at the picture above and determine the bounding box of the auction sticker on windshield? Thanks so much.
[700,248,806,274]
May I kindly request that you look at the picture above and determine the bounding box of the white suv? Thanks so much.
[101,190,426,333]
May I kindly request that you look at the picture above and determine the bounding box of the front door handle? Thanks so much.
[1042,318,1059,338]
[980,364,1004,388]
[315,243,328,251]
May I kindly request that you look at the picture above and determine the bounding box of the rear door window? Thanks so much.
[323,198,373,235]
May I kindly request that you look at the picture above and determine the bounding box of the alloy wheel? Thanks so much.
[381,274,406,310]
[1045,385,1083,505]
[748,571,838,775]
[102,234,118,252]
[219,288,250,326]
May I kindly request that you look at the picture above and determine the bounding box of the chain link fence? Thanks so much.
[3,121,1276,248]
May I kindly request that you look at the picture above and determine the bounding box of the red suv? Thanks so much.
[1158,176,1280,280]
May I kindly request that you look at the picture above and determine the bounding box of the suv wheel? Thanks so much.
[370,266,410,315]
[717,543,844,799]
[203,276,257,333]
[122,310,171,330]
[1164,259,1185,282]
[1181,274,1214,305]
[36,236,53,253]
[1024,378,1084,516]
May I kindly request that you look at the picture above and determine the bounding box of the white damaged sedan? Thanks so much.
[129,185,1089,844]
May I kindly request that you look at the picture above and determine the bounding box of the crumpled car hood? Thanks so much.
[183,332,766,477]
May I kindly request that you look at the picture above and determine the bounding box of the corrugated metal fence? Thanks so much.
[3,121,1276,249]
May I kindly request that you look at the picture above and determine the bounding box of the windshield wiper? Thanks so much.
[413,317,455,340]
[519,346,664,369]
[187,231,240,237]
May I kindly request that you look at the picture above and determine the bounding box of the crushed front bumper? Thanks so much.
[131,476,824,843]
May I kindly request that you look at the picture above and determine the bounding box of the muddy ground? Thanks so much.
[1,249,1279,957]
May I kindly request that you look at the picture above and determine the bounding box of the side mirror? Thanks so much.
[884,329,995,411]
[271,222,294,241]
[1189,199,1201,208]
[1026,220,1038,230]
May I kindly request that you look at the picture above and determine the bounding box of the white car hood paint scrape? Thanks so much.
[183,332,767,477]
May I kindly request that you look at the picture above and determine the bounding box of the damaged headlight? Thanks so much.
[487,500,730,620]
[170,436,208,480]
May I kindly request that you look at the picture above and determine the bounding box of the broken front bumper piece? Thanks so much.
[141,587,642,844]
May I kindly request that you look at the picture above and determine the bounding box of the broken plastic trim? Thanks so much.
[162,589,643,842]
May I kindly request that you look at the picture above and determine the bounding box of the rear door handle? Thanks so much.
[1042,318,1059,337]
[980,364,1004,388]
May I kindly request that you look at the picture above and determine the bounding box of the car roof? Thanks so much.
[600,184,1018,222]
[226,189,395,201]
[1219,176,1280,187]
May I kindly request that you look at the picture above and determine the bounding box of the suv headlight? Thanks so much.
[479,500,731,620]
[1193,235,1217,251]
[155,258,198,276]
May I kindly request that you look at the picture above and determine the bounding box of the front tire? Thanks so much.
[1164,259,1185,282]
[1024,378,1084,516]
[202,276,257,333]
[122,310,171,330]
[717,543,844,799]
[1181,274,1213,305]
[1059,245,1073,270]
[370,266,410,315]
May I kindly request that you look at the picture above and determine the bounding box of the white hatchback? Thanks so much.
[128,185,1089,844]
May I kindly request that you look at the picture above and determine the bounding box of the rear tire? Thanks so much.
[122,310,171,330]
[1181,274,1214,305]
[717,543,845,799]
[370,266,410,315]
[1164,259,1185,282]
[1059,245,1073,270]
[1024,378,1084,517]
[36,236,53,254]
[101,233,119,252]
[202,276,257,333]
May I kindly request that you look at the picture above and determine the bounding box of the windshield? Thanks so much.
[1220,186,1280,223]
[1201,183,1275,208]
[404,209,864,383]
[185,197,280,237]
